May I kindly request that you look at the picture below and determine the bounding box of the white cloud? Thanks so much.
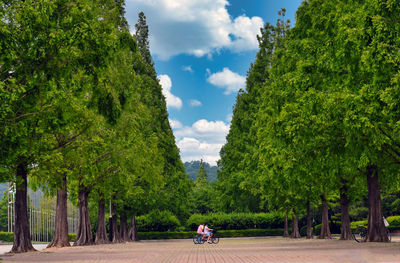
[158,74,182,109]
[230,16,263,52]
[169,119,183,129]
[171,119,230,165]
[207,67,246,95]
[189,99,202,107]
[126,0,264,60]
[226,113,233,123]
[182,65,194,73]
[174,119,229,144]
[177,137,222,165]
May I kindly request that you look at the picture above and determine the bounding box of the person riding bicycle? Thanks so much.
[196,223,205,242]
[204,224,214,243]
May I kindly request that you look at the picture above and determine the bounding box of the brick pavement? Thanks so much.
[1,237,400,263]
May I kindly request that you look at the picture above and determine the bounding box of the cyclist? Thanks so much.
[204,224,214,243]
[197,223,205,242]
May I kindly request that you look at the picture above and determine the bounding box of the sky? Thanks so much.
[125,0,303,166]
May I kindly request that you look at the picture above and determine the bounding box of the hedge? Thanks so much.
[136,210,181,232]
[138,228,284,240]
[68,233,76,242]
[0,232,13,242]
[0,232,77,243]
[186,212,284,231]
[297,218,400,236]
[387,216,400,227]
[299,222,342,236]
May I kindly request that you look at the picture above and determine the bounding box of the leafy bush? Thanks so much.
[299,222,341,236]
[68,233,76,242]
[217,228,283,237]
[0,232,13,242]
[186,212,284,231]
[387,216,400,227]
[136,210,181,232]
[350,220,367,230]
[138,228,284,240]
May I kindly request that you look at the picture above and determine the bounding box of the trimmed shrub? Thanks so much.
[0,232,13,242]
[350,220,367,230]
[68,233,76,242]
[136,210,181,232]
[300,222,341,236]
[138,231,194,240]
[138,228,284,240]
[217,228,283,237]
[186,212,284,231]
[387,216,400,227]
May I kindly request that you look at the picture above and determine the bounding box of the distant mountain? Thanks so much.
[184,161,218,182]
[0,183,7,198]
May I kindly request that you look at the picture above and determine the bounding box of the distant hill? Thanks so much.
[0,183,7,198]
[184,161,218,182]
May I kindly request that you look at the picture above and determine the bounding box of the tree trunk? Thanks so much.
[319,195,331,239]
[74,188,93,246]
[128,215,139,241]
[291,209,301,238]
[110,202,121,243]
[95,199,109,244]
[120,213,129,242]
[306,200,313,239]
[340,178,353,240]
[11,160,35,253]
[365,165,389,242]
[48,174,70,248]
[283,212,289,237]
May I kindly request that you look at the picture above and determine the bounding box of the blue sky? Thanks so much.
[125,0,303,165]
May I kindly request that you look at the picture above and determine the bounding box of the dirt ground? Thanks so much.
[1,237,400,263]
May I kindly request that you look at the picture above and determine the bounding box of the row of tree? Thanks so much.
[0,1,191,252]
[217,1,400,242]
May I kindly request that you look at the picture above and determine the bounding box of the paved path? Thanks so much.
[1,237,400,263]
[0,244,48,255]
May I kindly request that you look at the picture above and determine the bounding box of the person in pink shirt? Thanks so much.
[197,224,204,234]
[196,223,205,242]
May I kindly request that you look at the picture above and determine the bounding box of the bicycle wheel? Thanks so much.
[211,236,219,244]
[387,229,392,242]
[353,227,366,243]
[353,232,361,243]
[193,235,199,244]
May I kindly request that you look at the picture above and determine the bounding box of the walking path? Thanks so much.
[1,237,400,263]
[0,244,48,255]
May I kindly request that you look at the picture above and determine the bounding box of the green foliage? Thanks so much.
[138,231,193,240]
[386,216,400,227]
[136,210,181,232]
[184,161,218,182]
[135,12,155,78]
[217,229,284,237]
[68,233,76,242]
[216,0,400,237]
[0,232,13,242]
[1,1,192,248]
[186,212,284,231]
[195,160,208,186]
[350,220,368,230]
[0,193,8,232]
[137,228,284,240]
[300,222,342,236]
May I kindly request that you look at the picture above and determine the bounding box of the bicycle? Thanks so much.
[193,230,219,244]
[352,225,391,242]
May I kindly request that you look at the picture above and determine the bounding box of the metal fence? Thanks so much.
[7,183,78,243]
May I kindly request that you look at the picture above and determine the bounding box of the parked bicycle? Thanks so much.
[353,224,391,242]
[193,230,219,244]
